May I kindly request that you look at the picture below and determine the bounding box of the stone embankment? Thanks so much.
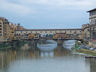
[88,41,96,48]
[73,40,96,56]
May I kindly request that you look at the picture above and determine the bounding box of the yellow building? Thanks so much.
[9,23,17,40]
[8,23,25,40]
[0,17,10,42]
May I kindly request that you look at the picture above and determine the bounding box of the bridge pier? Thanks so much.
[56,39,64,47]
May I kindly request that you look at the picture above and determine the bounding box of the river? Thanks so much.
[0,40,96,72]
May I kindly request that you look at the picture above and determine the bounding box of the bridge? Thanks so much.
[12,28,83,50]
[15,29,82,40]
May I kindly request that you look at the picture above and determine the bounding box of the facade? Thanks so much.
[82,24,90,40]
[16,24,25,30]
[0,17,25,42]
[8,23,25,40]
[88,8,96,40]
[9,23,17,40]
[0,17,10,42]
[88,8,96,25]
[15,29,82,40]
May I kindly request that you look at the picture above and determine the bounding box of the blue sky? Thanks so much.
[0,0,96,29]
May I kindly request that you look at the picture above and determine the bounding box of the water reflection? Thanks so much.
[40,51,54,57]
[0,40,95,72]
[37,40,57,51]
[86,58,96,72]
[63,40,76,50]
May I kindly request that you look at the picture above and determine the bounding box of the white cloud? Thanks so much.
[19,0,96,9]
[0,0,96,15]
[0,0,34,15]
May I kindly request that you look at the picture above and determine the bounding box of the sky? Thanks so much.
[0,0,96,29]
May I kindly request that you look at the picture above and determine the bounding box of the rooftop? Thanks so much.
[16,28,82,31]
[88,8,96,12]
[0,17,6,20]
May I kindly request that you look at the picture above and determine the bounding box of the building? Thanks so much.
[15,29,82,40]
[88,8,96,25]
[0,17,83,41]
[88,8,96,40]
[8,23,25,40]
[82,24,90,40]
[0,17,10,42]
[9,23,17,40]
[16,24,25,30]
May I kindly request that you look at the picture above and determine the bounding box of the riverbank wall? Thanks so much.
[88,41,96,48]
[73,40,96,56]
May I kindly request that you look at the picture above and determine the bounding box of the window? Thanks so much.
[79,31,81,33]
[20,31,22,33]
[90,11,96,16]
[95,19,96,24]
[0,28,2,30]
[0,31,2,33]
[0,25,2,27]
[0,34,2,36]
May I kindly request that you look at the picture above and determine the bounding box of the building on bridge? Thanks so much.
[15,29,82,40]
